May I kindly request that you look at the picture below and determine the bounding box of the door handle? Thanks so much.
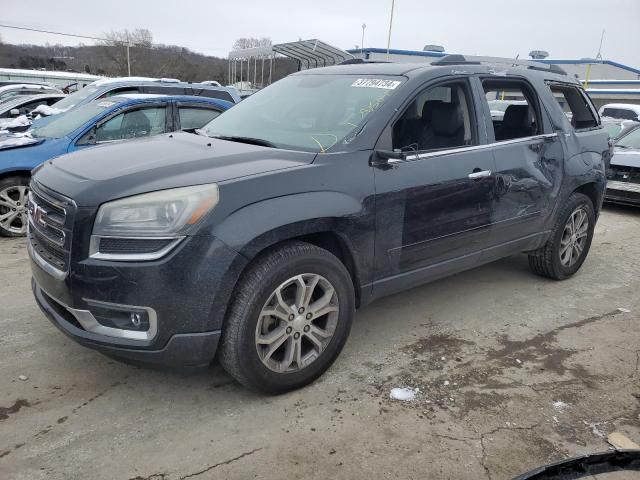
[468,170,492,180]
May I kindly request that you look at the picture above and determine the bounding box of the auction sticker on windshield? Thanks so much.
[351,79,402,89]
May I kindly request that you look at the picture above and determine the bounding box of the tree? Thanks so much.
[98,28,154,75]
[232,37,272,50]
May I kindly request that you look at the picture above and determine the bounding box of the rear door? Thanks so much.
[476,76,564,258]
[372,77,496,297]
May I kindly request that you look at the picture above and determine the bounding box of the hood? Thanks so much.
[33,132,316,206]
[0,133,44,151]
[611,148,640,168]
[0,137,69,174]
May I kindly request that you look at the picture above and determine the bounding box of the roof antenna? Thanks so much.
[596,29,605,60]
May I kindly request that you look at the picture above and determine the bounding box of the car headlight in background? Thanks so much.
[90,184,219,261]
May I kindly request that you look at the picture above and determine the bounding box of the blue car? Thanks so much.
[30,77,240,129]
[0,94,232,236]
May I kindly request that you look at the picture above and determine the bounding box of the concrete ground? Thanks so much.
[1,206,639,480]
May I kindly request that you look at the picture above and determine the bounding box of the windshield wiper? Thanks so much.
[209,135,277,148]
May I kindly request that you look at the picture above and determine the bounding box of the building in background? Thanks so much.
[0,67,102,91]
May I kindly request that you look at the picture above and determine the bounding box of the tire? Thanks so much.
[528,192,595,280]
[0,175,30,237]
[219,241,355,394]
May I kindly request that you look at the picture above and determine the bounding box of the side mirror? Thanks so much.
[9,109,20,117]
[370,149,405,167]
[78,126,97,145]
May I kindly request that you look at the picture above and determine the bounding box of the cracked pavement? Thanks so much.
[1,205,639,479]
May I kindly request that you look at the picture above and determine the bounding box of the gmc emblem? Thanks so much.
[28,199,47,227]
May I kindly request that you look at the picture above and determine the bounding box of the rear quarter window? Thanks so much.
[548,84,599,130]
[195,89,234,102]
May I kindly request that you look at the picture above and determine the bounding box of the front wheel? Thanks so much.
[0,175,30,237]
[219,241,355,394]
[528,192,595,280]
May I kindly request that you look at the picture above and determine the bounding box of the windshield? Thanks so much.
[616,126,640,149]
[603,122,623,138]
[201,74,404,152]
[0,95,31,110]
[31,100,116,139]
[51,85,100,110]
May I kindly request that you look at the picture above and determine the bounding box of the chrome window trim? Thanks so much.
[394,133,558,163]
[38,285,158,341]
[89,235,185,261]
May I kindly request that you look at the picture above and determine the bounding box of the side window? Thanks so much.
[145,86,187,96]
[178,107,221,130]
[102,87,142,98]
[20,99,50,115]
[195,89,234,102]
[482,80,541,141]
[602,107,636,121]
[549,84,599,129]
[392,82,475,152]
[95,106,167,142]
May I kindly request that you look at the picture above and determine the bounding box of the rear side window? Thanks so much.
[194,88,234,103]
[549,84,599,129]
[482,79,541,141]
[178,106,221,130]
[601,107,638,121]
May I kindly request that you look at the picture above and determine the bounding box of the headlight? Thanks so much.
[90,184,219,261]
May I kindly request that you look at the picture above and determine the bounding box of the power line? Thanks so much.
[0,23,113,43]
[0,22,229,57]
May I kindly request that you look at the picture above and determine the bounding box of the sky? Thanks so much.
[2,0,639,66]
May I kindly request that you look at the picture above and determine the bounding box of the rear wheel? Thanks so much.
[219,241,355,394]
[528,192,595,280]
[0,175,30,237]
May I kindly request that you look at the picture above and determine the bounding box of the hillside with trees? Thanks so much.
[0,31,297,84]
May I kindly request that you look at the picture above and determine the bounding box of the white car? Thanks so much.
[598,103,640,122]
[0,83,62,103]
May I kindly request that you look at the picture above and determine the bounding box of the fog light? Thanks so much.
[86,302,151,332]
[131,312,142,328]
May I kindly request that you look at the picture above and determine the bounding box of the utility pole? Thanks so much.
[386,0,395,58]
[361,23,366,58]
[126,31,131,76]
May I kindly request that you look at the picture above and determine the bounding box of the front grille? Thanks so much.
[28,182,75,273]
[607,165,640,183]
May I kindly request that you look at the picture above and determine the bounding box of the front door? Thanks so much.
[372,78,496,298]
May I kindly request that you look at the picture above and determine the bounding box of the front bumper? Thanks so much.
[33,279,221,367]
[605,180,640,206]
[29,232,248,368]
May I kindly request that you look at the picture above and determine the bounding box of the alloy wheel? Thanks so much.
[559,207,589,267]
[0,185,29,235]
[255,273,339,373]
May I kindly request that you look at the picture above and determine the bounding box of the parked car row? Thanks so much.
[22,57,610,393]
[0,76,241,236]
[605,121,640,206]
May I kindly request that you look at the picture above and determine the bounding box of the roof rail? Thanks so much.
[431,54,567,75]
[338,58,391,65]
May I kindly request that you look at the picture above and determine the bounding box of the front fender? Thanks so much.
[210,190,375,291]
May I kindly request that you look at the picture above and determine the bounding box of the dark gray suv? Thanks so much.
[28,56,609,393]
